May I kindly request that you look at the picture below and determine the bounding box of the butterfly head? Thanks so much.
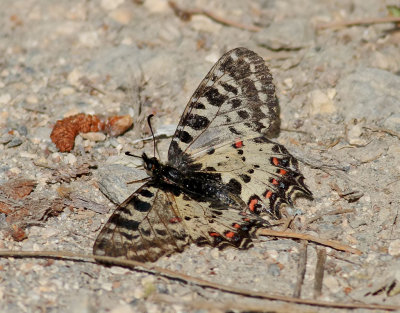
[142,152,161,176]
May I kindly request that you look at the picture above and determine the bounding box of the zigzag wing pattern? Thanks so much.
[192,136,312,219]
[94,183,271,261]
[171,193,270,250]
[93,184,190,262]
[168,47,279,170]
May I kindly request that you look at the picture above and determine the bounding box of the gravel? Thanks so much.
[1,0,400,312]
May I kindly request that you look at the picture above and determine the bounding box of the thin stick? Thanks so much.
[0,250,398,310]
[314,248,327,299]
[257,229,362,255]
[317,16,400,30]
[168,1,261,32]
[305,208,355,226]
[293,240,308,298]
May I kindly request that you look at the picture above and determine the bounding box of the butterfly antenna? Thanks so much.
[147,114,156,158]
[125,151,142,159]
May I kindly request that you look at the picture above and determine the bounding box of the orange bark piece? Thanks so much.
[50,113,104,152]
[50,113,133,152]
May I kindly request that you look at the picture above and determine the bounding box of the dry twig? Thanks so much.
[314,248,327,299]
[168,1,261,32]
[257,228,362,255]
[293,240,308,298]
[317,16,400,30]
[305,208,355,226]
[0,250,398,311]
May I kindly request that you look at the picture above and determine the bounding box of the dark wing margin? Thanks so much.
[168,47,279,170]
[93,183,190,262]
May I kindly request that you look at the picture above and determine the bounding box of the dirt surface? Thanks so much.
[1,0,400,312]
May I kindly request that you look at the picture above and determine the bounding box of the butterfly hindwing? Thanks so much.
[174,194,270,250]
[192,136,312,219]
[168,47,279,170]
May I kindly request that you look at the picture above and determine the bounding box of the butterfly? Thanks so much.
[93,47,312,262]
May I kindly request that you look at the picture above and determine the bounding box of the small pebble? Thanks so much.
[309,89,336,114]
[0,94,11,105]
[80,132,106,142]
[388,239,400,256]
[6,137,23,148]
[101,0,125,11]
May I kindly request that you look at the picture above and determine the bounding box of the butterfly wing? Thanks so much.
[93,182,269,261]
[168,47,279,170]
[93,183,190,262]
[167,47,311,218]
[192,136,312,219]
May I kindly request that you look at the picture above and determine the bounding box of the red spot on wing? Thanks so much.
[265,190,273,198]
[279,169,287,175]
[272,178,279,185]
[249,198,258,212]
[272,157,279,166]
[209,232,220,237]
[169,217,182,223]
[225,231,235,238]
[233,223,241,229]
[235,140,243,148]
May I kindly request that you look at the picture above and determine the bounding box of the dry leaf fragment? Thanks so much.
[0,179,37,200]
[10,224,27,241]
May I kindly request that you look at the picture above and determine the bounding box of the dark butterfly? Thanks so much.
[93,47,311,262]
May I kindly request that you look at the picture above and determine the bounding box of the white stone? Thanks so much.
[0,93,11,105]
[309,89,336,114]
[347,124,365,145]
[67,68,82,87]
[110,304,135,313]
[143,0,169,13]
[64,153,77,165]
[109,8,133,25]
[59,87,75,95]
[324,275,341,293]
[80,132,106,142]
[101,0,125,11]
[79,31,100,47]
[388,239,400,256]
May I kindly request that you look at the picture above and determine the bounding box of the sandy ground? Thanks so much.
[1,0,400,312]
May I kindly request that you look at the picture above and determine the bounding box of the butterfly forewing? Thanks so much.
[168,47,279,170]
[93,184,190,262]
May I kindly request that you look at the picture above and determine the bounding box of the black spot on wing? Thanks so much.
[240,174,251,183]
[132,197,152,212]
[178,130,193,143]
[220,82,238,95]
[204,87,228,107]
[138,189,154,198]
[226,178,242,194]
[185,114,210,130]
[229,126,241,135]
[111,216,140,231]
[193,102,205,109]
[237,110,250,119]
[230,99,242,109]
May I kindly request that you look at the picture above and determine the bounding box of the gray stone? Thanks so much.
[254,18,314,50]
[336,68,400,121]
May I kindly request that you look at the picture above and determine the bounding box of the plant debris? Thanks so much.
[50,113,133,152]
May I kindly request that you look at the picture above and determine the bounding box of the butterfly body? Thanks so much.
[94,48,312,262]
